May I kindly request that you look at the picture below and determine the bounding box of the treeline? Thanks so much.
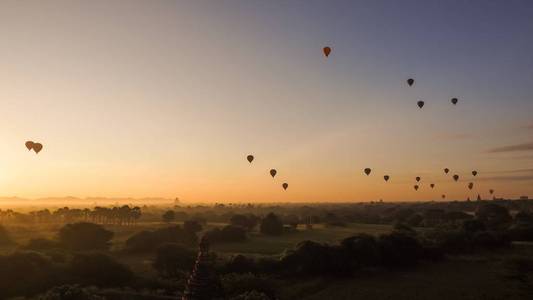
[0,205,141,225]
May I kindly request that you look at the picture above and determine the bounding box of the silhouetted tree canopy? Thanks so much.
[152,243,196,278]
[58,222,113,251]
[69,253,133,287]
[260,213,283,236]
[206,225,247,243]
[125,225,197,252]
[162,210,176,223]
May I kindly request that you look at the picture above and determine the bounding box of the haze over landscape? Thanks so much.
[1,1,532,203]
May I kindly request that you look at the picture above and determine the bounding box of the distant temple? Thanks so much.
[182,236,224,300]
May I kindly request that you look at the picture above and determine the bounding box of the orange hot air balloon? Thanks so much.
[282,183,288,190]
[32,143,43,154]
[270,169,277,178]
[489,189,494,195]
[384,175,390,182]
[25,141,34,151]
[468,182,474,190]
[407,78,414,86]
[451,98,458,105]
[430,183,435,188]
[323,46,331,57]
[364,168,372,176]
[415,176,421,182]
[472,170,478,176]
[247,155,254,163]
[453,174,459,182]
[417,101,425,109]
[414,185,419,191]
[442,194,446,199]
[444,168,450,174]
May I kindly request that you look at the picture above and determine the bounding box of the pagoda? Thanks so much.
[182,236,224,300]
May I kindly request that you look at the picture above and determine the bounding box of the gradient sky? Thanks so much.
[1,0,532,203]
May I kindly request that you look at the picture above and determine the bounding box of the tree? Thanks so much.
[378,232,423,268]
[205,225,247,243]
[0,225,14,246]
[260,213,283,236]
[58,222,113,250]
[37,285,104,300]
[475,203,512,230]
[69,253,133,287]
[125,225,197,253]
[340,234,380,268]
[230,214,259,231]
[162,210,176,223]
[152,243,196,278]
[184,220,203,234]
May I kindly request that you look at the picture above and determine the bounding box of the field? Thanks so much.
[2,220,532,300]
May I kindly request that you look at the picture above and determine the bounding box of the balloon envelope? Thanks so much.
[453,174,459,181]
[417,101,424,108]
[247,155,254,163]
[472,170,478,176]
[270,169,277,178]
[451,98,458,105]
[430,183,435,188]
[407,78,414,86]
[323,47,331,57]
[364,168,372,176]
[468,182,474,190]
[489,189,494,194]
[414,185,419,191]
[282,183,288,190]
[25,141,34,151]
[32,143,43,154]
[384,175,390,182]
[442,194,446,199]
[444,168,450,174]
[416,176,421,182]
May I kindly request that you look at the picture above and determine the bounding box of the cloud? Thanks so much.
[488,142,533,153]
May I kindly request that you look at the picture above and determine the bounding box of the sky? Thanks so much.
[0,0,532,203]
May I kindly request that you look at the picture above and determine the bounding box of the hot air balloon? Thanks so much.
[407,78,414,86]
[417,101,424,109]
[32,143,43,154]
[247,155,254,163]
[25,141,34,151]
[472,170,478,176]
[468,182,474,190]
[451,98,458,105]
[430,183,435,189]
[444,168,450,174]
[384,175,390,182]
[416,176,421,182]
[282,183,288,190]
[442,194,446,199]
[453,174,459,182]
[270,169,277,178]
[323,47,331,57]
[364,168,372,176]
[489,189,494,195]
[414,185,419,191]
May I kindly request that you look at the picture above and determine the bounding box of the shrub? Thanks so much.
[462,219,486,233]
[340,234,380,268]
[23,238,63,251]
[230,214,259,231]
[280,241,351,275]
[221,273,277,299]
[260,213,283,236]
[183,220,203,234]
[58,223,113,251]
[152,243,196,278]
[230,290,272,300]
[37,284,104,300]
[224,255,257,274]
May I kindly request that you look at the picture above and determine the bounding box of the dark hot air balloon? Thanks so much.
[407,78,414,86]
[444,168,450,174]
[25,141,34,151]
[364,168,372,176]
[489,189,494,195]
[472,170,478,176]
[468,182,474,190]
[416,176,421,182]
[453,174,459,182]
[417,101,424,109]
[33,143,43,154]
[247,155,254,163]
[323,47,331,57]
[430,183,435,188]
[414,185,419,191]
[282,183,288,190]
[451,98,458,105]
[270,169,277,178]
[384,175,390,182]
[442,194,446,199]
